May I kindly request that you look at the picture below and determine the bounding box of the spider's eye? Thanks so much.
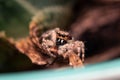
[61,35,65,37]
[56,38,67,46]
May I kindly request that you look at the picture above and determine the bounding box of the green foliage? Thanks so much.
[0,0,31,38]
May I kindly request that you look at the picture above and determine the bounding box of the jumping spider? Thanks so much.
[16,21,85,67]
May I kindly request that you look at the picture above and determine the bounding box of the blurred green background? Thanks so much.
[0,0,73,38]
[0,0,30,38]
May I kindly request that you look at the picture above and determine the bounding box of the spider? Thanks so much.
[16,21,85,67]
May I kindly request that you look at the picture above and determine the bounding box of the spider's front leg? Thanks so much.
[29,21,41,46]
[63,50,83,67]
[80,41,85,62]
[75,41,85,62]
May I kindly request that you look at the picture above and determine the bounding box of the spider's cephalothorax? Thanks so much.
[40,28,72,57]
[56,30,72,46]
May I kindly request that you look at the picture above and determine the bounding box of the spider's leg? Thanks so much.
[29,21,43,49]
[77,47,81,56]
[29,21,39,37]
[81,48,85,62]
[68,51,83,67]
[80,41,85,62]
[61,50,83,67]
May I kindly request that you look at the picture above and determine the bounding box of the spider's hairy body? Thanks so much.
[16,21,85,67]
